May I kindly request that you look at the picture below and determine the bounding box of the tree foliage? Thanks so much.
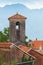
[22,54,28,62]
[22,54,34,65]
[12,61,17,65]
[0,27,9,42]
[25,36,28,46]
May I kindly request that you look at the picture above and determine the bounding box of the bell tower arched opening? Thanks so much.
[16,22,20,41]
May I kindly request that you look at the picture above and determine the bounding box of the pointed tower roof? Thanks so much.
[8,13,27,20]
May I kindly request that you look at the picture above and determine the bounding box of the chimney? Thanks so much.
[36,38,37,40]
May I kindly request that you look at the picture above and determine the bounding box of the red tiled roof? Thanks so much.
[32,40,43,50]
[39,51,43,55]
[0,42,12,49]
[19,45,43,59]
[28,49,43,59]
[19,45,29,52]
[0,42,43,59]
[8,13,26,20]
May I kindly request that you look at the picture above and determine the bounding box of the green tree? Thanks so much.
[28,39,32,48]
[3,27,9,41]
[22,54,33,65]
[25,36,28,42]
[2,62,9,65]
[0,27,9,42]
[29,39,32,42]
[25,36,28,46]
[0,31,6,42]
[12,61,17,65]
[22,54,28,62]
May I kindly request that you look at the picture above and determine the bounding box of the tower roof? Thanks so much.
[8,13,27,20]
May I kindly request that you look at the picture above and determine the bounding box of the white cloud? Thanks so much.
[24,2,43,9]
[0,0,43,9]
[0,2,14,7]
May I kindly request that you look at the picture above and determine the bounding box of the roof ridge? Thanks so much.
[8,13,27,20]
[30,49,43,56]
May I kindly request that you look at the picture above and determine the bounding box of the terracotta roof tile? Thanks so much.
[28,49,43,59]
[19,45,29,52]
[0,42,12,49]
[39,51,43,55]
[8,13,26,20]
[19,45,43,59]
[32,40,43,50]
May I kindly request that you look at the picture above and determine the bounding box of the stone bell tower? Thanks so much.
[8,13,27,43]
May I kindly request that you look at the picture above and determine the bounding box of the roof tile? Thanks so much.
[8,13,26,20]
[19,45,29,52]
[0,42,12,49]
[32,40,43,50]
[28,49,43,59]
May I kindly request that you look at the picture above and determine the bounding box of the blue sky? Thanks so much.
[0,0,43,9]
[0,0,43,40]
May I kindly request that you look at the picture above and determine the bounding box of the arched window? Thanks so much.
[16,22,20,40]
[16,22,20,30]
